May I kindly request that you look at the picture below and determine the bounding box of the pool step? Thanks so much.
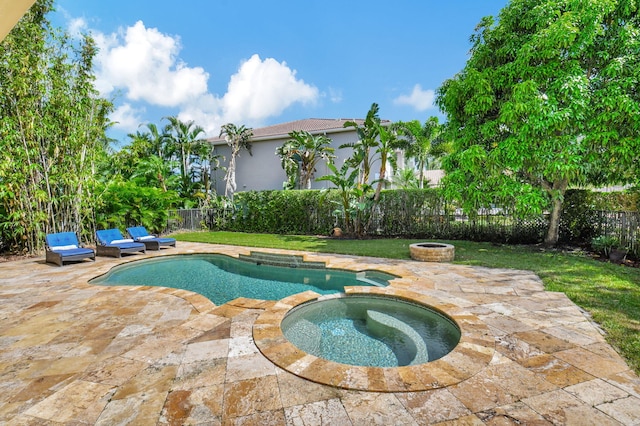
[239,251,326,269]
[355,272,387,287]
[365,310,429,365]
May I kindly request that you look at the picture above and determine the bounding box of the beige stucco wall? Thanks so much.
[210,129,384,195]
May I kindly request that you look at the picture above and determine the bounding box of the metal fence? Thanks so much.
[167,207,638,254]
[167,209,212,231]
[593,210,640,254]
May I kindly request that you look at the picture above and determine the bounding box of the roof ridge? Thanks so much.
[207,117,369,142]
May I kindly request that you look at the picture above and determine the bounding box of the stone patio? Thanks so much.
[0,242,639,425]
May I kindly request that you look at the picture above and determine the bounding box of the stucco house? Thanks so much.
[207,118,391,194]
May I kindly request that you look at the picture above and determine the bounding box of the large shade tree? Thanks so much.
[436,0,640,246]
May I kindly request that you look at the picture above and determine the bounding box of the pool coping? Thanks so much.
[89,248,496,392]
[254,286,495,392]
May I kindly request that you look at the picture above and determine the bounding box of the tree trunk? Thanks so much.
[374,159,386,202]
[543,179,568,247]
[301,164,311,189]
[544,196,563,247]
[225,154,237,199]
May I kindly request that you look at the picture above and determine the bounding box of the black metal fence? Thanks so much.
[167,206,638,254]
[167,209,214,231]
[592,210,640,254]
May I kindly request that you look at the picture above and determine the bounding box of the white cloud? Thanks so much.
[88,21,319,137]
[94,21,209,107]
[177,93,224,136]
[221,54,319,125]
[177,55,319,136]
[110,103,145,131]
[67,17,88,38]
[393,84,435,111]
[327,87,343,104]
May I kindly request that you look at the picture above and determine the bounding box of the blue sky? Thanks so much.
[51,1,508,142]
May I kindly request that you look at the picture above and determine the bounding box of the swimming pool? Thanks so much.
[90,254,395,305]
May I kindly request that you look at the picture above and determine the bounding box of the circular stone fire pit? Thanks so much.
[409,243,455,262]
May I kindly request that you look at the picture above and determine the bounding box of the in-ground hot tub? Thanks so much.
[281,295,460,368]
[254,288,495,392]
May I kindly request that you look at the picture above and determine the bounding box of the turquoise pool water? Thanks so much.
[281,295,461,367]
[90,254,393,305]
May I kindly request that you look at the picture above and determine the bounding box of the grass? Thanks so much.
[175,231,640,374]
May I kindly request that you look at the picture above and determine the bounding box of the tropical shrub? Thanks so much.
[94,181,179,235]
[0,1,112,252]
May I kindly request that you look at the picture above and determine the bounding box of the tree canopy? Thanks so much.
[436,0,640,246]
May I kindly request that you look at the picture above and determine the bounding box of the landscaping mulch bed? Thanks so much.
[0,254,35,263]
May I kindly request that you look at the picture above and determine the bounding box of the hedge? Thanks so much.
[170,188,638,253]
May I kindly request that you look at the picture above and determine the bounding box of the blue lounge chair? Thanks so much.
[46,232,96,266]
[95,228,146,258]
[126,226,177,251]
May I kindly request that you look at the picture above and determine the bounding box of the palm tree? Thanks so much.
[316,162,359,234]
[276,130,335,189]
[165,116,207,197]
[219,123,253,199]
[373,123,408,201]
[397,117,449,188]
[342,103,381,187]
[203,143,222,203]
[142,122,171,159]
[130,155,178,192]
[276,142,300,189]
[393,168,420,189]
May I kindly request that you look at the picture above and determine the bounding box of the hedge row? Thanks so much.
[183,188,637,247]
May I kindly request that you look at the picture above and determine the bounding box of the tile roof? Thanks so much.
[207,118,389,143]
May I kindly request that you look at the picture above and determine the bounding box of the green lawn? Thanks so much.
[175,231,640,374]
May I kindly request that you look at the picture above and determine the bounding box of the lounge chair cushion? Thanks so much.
[96,229,129,245]
[45,232,95,266]
[47,232,81,248]
[126,226,154,239]
[50,244,79,251]
[126,226,176,250]
[95,228,146,257]
[55,247,95,256]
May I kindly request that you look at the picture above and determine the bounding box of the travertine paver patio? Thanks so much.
[0,242,639,425]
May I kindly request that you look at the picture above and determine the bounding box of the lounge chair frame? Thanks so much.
[126,226,176,251]
[45,232,96,266]
[95,229,146,258]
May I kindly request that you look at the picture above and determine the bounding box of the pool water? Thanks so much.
[90,254,393,305]
[281,295,461,367]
